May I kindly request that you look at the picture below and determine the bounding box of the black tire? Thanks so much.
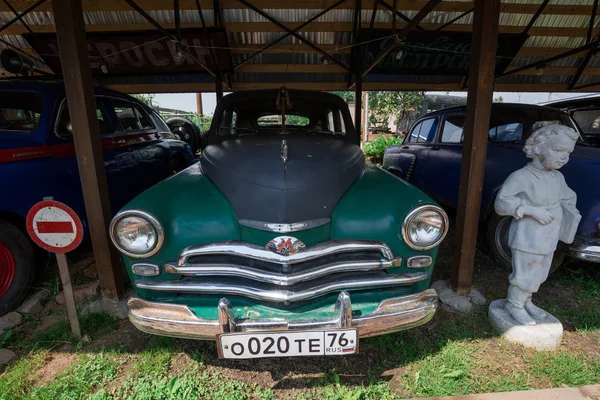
[486,212,565,273]
[166,117,201,154]
[0,221,35,316]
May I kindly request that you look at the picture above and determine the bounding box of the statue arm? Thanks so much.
[494,176,524,219]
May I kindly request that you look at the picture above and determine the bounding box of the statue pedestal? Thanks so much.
[489,299,563,350]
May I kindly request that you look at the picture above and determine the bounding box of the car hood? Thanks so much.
[201,135,365,224]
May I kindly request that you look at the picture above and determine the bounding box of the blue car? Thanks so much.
[0,80,194,315]
[383,103,600,269]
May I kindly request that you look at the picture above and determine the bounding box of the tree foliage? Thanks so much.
[131,93,155,107]
[368,91,424,130]
[330,91,356,102]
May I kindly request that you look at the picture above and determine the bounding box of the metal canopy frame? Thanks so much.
[378,0,425,31]
[569,0,599,90]
[234,0,348,69]
[235,0,352,73]
[435,7,473,32]
[0,0,45,34]
[124,0,218,79]
[360,0,443,78]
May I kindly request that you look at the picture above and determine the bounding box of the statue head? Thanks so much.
[523,125,578,170]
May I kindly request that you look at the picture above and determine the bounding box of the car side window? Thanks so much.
[408,117,438,143]
[571,108,600,134]
[489,123,523,142]
[441,115,465,143]
[56,100,113,139]
[113,101,154,132]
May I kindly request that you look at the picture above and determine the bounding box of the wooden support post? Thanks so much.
[215,74,223,102]
[196,92,203,115]
[451,0,501,295]
[53,0,125,301]
[354,77,362,137]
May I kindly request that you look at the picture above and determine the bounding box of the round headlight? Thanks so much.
[110,210,164,258]
[402,205,449,250]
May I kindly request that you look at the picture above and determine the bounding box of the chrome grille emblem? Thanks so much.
[266,235,305,256]
[280,139,288,163]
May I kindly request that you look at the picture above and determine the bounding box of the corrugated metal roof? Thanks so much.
[1,1,600,91]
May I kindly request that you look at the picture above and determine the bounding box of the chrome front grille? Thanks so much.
[137,240,427,303]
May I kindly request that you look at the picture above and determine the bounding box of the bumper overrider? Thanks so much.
[127,289,438,340]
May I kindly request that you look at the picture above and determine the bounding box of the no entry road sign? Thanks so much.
[26,200,84,253]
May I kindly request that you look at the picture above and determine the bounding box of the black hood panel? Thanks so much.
[201,135,365,223]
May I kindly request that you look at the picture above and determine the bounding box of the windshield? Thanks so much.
[0,92,44,133]
[216,98,349,138]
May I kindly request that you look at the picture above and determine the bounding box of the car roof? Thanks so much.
[420,102,568,118]
[212,89,359,144]
[546,96,600,109]
[0,79,152,109]
[219,89,350,109]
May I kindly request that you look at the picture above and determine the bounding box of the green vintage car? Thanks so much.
[109,88,448,359]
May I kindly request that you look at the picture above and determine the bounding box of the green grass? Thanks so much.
[30,350,122,400]
[0,351,47,400]
[4,312,117,351]
[86,336,276,400]
[314,373,398,400]
[529,352,600,387]
[542,263,600,332]
[402,341,473,398]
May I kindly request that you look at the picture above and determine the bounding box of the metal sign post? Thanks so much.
[26,199,84,339]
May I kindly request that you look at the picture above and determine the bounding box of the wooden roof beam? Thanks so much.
[105,81,594,93]
[12,44,583,57]
[4,22,599,37]
[2,0,600,15]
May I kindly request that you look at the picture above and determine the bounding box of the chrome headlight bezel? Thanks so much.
[402,204,449,251]
[109,210,164,258]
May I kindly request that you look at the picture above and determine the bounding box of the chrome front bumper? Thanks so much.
[569,237,600,262]
[127,289,438,340]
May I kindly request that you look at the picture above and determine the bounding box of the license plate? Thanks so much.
[217,329,358,359]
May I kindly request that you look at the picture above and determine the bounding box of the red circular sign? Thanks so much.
[26,200,84,254]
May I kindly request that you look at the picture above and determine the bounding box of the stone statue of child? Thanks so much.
[494,124,581,326]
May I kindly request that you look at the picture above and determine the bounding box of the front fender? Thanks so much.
[330,165,441,293]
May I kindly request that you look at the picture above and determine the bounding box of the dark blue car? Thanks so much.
[0,80,194,315]
[383,103,600,269]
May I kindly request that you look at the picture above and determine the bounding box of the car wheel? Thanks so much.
[486,213,513,269]
[486,212,565,273]
[0,221,35,316]
[166,117,201,154]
